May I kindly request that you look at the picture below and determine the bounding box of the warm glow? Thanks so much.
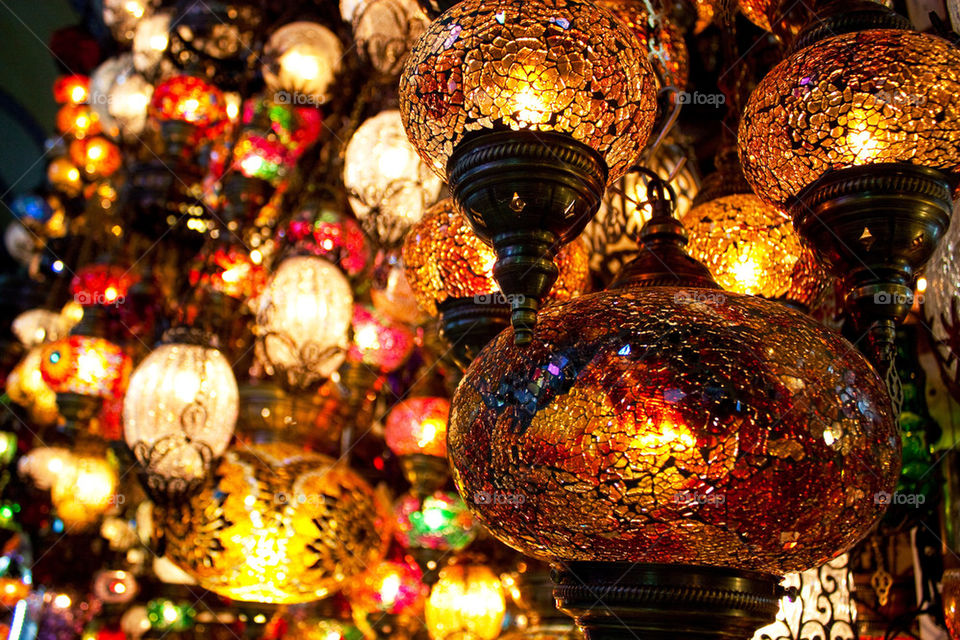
[426,565,506,640]
[635,418,696,450]
[53,594,72,609]
[281,49,321,81]
[917,276,928,293]
[730,256,761,292]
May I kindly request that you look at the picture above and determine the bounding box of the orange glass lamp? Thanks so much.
[425,563,506,640]
[597,0,689,90]
[399,0,658,343]
[54,75,91,105]
[69,137,122,179]
[385,396,450,495]
[944,569,960,640]
[149,74,227,156]
[447,188,900,638]
[51,454,118,529]
[739,7,960,366]
[158,443,389,604]
[348,304,416,374]
[347,559,427,640]
[681,148,826,309]
[40,335,131,428]
[403,198,591,367]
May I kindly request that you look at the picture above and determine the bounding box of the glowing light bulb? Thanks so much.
[53,594,72,609]
[281,50,321,81]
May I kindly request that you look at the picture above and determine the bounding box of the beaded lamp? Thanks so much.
[399,0,657,342]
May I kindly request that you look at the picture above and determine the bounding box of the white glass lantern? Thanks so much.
[262,22,343,105]
[343,109,442,245]
[123,337,239,489]
[103,0,154,43]
[133,11,172,74]
[340,0,429,75]
[254,256,353,387]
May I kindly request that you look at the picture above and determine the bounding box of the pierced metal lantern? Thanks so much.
[399,0,657,342]
[739,24,960,364]
[159,443,389,604]
[751,554,855,640]
[123,329,238,500]
[448,199,899,637]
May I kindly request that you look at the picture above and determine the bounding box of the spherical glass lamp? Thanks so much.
[399,0,658,341]
[343,110,442,247]
[394,490,477,552]
[254,256,353,387]
[51,454,118,529]
[399,0,657,183]
[53,75,90,105]
[402,198,591,365]
[385,396,450,460]
[123,330,239,499]
[150,74,227,129]
[347,559,427,639]
[159,442,389,604]
[348,304,416,373]
[18,446,76,491]
[925,215,960,400]
[944,569,960,640]
[281,200,372,282]
[69,137,122,178]
[7,347,61,426]
[133,11,172,74]
[262,22,343,106]
[386,396,451,495]
[739,27,960,364]
[740,30,960,210]
[597,0,689,89]
[426,564,506,640]
[103,0,154,43]
[447,203,899,637]
[40,336,131,401]
[341,0,430,75]
[682,193,824,306]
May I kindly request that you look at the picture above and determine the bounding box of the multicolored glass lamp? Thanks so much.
[739,0,960,368]
[399,0,658,343]
[447,182,900,638]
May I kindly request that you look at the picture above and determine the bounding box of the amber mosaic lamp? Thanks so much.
[402,198,590,367]
[399,0,657,344]
[447,182,900,639]
[739,0,960,367]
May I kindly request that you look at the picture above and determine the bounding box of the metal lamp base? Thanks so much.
[791,162,954,366]
[438,296,512,369]
[447,130,607,345]
[552,562,782,640]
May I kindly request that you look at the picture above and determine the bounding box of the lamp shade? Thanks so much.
[384,396,450,458]
[402,198,591,317]
[40,336,131,400]
[262,22,343,105]
[343,110,443,246]
[448,285,898,573]
[681,194,825,306]
[341,0,430,75]
[425,564,506,640]
[739,29,960,208]
[394,490,477,551]
[398,0,658,183]
[160,443,389,604]
[150,75,227,128]
[123,339,239,484]
[254,256,353,387]
[597,0,689,89]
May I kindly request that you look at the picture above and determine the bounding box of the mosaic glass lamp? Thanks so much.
[403,198,590,367]
[159,443,388,604]
[447,188,900,638]
[399,0,657,343]
[739,4,960,366]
